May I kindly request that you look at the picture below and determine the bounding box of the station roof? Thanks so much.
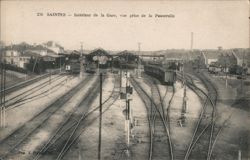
[117,50,138,58]
[114,50,139,63]
[86,48,111,62]
[88,48,111,57]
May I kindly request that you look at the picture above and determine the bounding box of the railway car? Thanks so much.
[85,63,97,73]
[65,59,80,74]
[144,65,176,85]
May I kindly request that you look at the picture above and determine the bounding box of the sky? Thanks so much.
[0,0,249,51]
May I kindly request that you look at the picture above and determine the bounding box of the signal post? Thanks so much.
[120,71,133,156]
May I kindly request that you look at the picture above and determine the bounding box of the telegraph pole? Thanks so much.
[190,32,193,51]
[225,60,228,88]
[0,58,6,128]
[241,52,245,93]
[125,72,129,149]
[3,63,6,127]
[98,73,103,160]
[59,56,62,73]
[120,57,122,92]
[80,42,84,79]
[189,32,193,61]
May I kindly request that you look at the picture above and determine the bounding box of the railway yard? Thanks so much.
[1,0,249,159]
[0,63,249,160]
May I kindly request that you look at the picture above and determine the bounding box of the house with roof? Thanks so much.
[3,49,40,69]
[19,51,40,68]
[218,52,237,67]
[3,49,21,66]
[230,49,250,75]
[217,51,238,73]
[26,45,48,56]
[231,49,247,66]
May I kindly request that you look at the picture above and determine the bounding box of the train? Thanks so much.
[65,59,80,74]
[144,64,176,85]
[85,63,97,73]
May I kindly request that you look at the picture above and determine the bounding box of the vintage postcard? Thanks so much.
[0,0,249,160]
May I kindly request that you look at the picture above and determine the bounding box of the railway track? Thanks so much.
[8,75,75,110]
[130,76,174,160]
[129,77,154,160]
[149,76,175,160]
[5,74,72,110]
[0,75,94,159]
[0,71,61,96]
[4,74,62,105]
[30,75,102,160]
[192,72,218,160]
[32,73,120,160]
[176,71,219,160]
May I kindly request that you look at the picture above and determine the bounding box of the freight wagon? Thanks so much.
[144,65,176,85]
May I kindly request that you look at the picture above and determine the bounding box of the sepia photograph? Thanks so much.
[0,0,249,160]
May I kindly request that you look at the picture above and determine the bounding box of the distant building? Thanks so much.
[2,42,66,70]
[19,51,39,68]
[231,49,246,66]
[217,52,237,73]
[218,53,237,66]
[4,49,21,66]
[3,49,39,68]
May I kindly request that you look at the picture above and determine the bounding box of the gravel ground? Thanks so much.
[169,81,203,160]
[202,72,250,160]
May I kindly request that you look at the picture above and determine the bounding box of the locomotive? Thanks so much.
[144,64,176,85]
[65,59,80,74]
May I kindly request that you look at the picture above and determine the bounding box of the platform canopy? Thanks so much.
[86,48,112,63]
[115,50,139,64]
